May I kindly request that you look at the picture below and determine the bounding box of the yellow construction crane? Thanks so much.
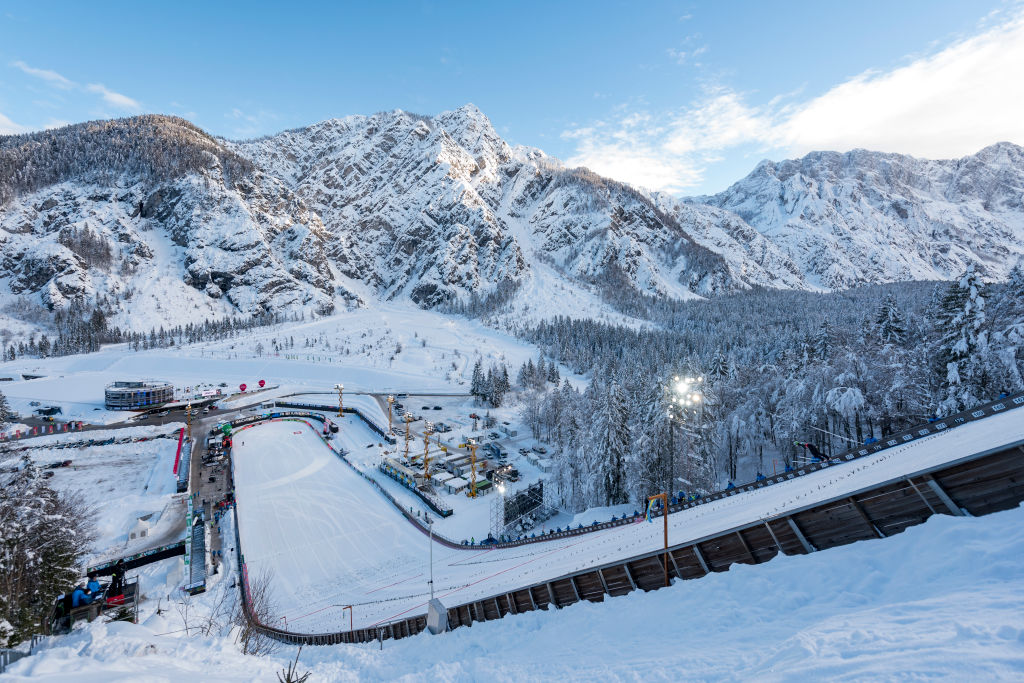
[466,440,479,498]
[422,423,435,479]
[403,412,413,462]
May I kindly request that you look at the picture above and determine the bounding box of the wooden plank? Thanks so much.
[569,576,582,602]
[735,530,757,563]
[849,496,885,538]
[669,546,706,579]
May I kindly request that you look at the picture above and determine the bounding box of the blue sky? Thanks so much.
[1,0,1022,194]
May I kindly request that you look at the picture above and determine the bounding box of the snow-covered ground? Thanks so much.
[229,407,1024,635]
[0,302,570,424]
[8,499,1024,681]
[0,425,184,561]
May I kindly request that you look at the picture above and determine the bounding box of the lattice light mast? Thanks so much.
[334,383,344,417]
[403,412,413,461]
[386,394,395,434]
[466,439,479,498]
[422,422,434,479]
[186,397,193,440]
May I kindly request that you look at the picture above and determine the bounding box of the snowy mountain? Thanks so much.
[1,109,1022,331]
[687,143,1024,289]
[234,104,778,307]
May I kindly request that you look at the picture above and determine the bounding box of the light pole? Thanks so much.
[668,375,704,497]
[647,492,670,587]
[422,421,434,478]
[332,604,353,631]
[425,512,435,600]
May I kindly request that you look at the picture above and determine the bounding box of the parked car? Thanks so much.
[488,432,500,440]
[422,406,431,411]
[532,445,547,454]
[469,413,480,419]
[433,406,442,410]
[518,448,529,455]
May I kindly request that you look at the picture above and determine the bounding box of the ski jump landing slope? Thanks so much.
[233,404,1024,636]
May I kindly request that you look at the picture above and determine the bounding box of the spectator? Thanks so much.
[109,560,126,596]
[87,573,102,596]
[71,584,93,607]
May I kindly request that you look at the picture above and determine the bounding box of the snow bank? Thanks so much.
[9,502,1024,680]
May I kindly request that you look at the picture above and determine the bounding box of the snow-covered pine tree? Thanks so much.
[988,264,1024,391]
[875,292,906,345]
[933,265,991,415]
[0,458,96,645]
[597,382,630,506]
[535,357,548,390]
[470,359,484,400]
[547,362,560,385]
[0,390,13,428]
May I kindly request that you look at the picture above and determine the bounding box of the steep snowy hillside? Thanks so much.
[236,105,780,307]
[2,110,1023,333]
[691,143,1024,289]
[0,117,344,330]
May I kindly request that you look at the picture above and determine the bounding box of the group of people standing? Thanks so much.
[53,559,127,629]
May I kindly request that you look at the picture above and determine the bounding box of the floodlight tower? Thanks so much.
[334,383,344,417]
[422,422,434,479]
[668,375,704,493]
[386,395,395,434]
[466,439,479,498]
[403,412,413,462]
[186,398,193,440]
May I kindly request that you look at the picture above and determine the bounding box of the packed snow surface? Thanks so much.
[231,408,1024,633]
[8,499,1024,680]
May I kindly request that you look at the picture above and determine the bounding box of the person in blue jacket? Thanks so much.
[71,584,93,607]
[87,573,103,599]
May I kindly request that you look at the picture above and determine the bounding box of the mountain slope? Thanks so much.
[691,143,1024,289]
[1,109,1022,333]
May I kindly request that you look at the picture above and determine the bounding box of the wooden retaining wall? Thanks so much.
[237,394,1024,646]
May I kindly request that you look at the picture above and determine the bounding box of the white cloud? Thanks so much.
[563,9,1024,194]
[224,107,278,138]
[0,111,29,135]
[775,11,1024,158]
[86,83,141,111]
[11,60,75,89]
[8,60,143,116]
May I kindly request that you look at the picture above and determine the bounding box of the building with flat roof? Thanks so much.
[105,380,175,410]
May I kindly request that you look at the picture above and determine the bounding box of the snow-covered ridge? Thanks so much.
[1,109,1023,330]
[684,142,1024,289]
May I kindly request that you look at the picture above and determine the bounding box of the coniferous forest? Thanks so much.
[512,267,1024,512]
